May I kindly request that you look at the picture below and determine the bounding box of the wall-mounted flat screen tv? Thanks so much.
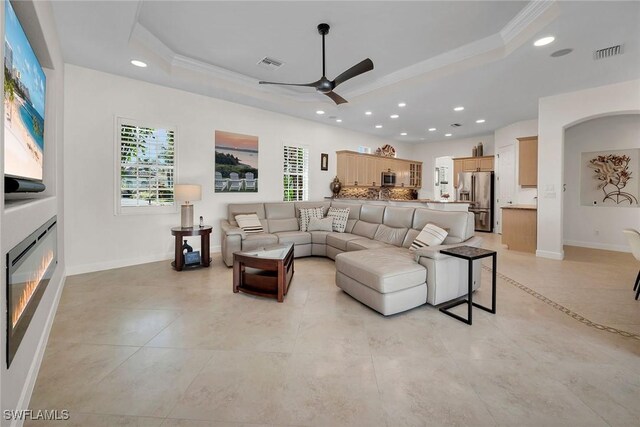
[4,0,46,185]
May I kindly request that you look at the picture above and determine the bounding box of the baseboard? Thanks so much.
[66,245,222,275]
[536,249,564,260]
[12,268,66,427]
[563,240,631,253]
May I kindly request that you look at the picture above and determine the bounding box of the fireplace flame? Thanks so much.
[12,250,54,328]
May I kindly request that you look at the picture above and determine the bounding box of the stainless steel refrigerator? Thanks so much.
[455,171,494,232]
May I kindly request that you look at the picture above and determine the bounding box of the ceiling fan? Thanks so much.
[259,23,374,105]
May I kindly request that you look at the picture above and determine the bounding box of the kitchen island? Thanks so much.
[501,205,537,252]
[325,197,470,212]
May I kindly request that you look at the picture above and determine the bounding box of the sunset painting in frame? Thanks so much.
[215,130,259,193]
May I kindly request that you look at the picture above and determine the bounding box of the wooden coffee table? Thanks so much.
[233,243,294,302]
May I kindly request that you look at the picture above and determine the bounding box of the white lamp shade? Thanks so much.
[175,184,202,202]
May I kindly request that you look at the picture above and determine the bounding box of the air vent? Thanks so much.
[450,123,462,128]
[593,44,623,60]
[257,56,284,70]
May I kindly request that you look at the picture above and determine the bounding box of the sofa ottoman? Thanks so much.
[335,248,428,316]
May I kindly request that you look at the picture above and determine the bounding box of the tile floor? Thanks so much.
[27,234,640,426]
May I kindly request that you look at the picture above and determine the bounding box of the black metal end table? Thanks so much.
[438,246,497,325]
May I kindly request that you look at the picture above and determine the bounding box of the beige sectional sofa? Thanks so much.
[220,200,484,315]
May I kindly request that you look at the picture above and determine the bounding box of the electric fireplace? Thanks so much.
[6,216,57,368]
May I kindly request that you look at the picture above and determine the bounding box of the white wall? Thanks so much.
[408,135,494,200]
[537,79,640,260]
[563,114,640,252]
[1,1,65,424]
[64,65,408,275]
[494,119,539,205]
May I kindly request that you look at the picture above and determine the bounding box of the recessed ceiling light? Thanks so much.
[316,110,325,115]
[336,119,342,123]
[534,36,555,47]
[420,137,425,140]
[375,125,383,128]
[390,114,399,119]
[428,128,436,132]
[400,132,407,136]
[398,102,406,107]
[130,60,147,68]
[453,106,464,111]
[445,133,452,137]
[365,111,372,115]
[476,119,486,123]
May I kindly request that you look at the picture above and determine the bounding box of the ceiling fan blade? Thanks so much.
[259,80,319,88]
[324,91,348,105]
[332,58,374,87]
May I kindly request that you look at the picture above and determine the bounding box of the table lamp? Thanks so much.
[175,184,202,228]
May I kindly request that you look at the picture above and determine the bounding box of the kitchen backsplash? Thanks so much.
[336,187,417,200]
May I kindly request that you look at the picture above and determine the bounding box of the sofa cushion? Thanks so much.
[265,202,295,219]
[235,213,264,234]
[295,201,331,217]
[299,207,324,232]
[345,219,357,233]
[412,209,472,242]
[346,238,392,251]
[411,224,448,249]
[327,207,350,233]
[228,203,266,225]
[351,221,379,239]
[241,233,279,251]
[383,206,415,229]
[330,202,361,219]
[335,247,427,293]
[402,229,420,248]
[374,224,408,246]
[268,218,300,233]
[360,204,385,223]
[308,217,334,232]
[310,231,331,244]
[326,232,361,251]
[275,231,311,245]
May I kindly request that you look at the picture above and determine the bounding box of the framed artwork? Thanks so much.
[581,149,639,207]
[214,130,259,193]
[321,153,328,171]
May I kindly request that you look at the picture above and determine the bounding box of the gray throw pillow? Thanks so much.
[299,207,324,232]
[307,217,334,232]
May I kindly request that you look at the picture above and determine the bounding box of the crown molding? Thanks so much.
[129,0,560,104]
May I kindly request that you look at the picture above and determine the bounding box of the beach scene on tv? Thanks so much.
[215,130,259,192]
[4,0,46,181]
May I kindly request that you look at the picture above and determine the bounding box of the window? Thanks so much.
[117,118,176,213]
[283,145,309,201]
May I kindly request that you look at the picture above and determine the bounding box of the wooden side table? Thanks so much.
[171,226,212,271]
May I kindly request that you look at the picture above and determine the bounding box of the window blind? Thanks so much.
[283,145,309,202]
[118,121,175,209]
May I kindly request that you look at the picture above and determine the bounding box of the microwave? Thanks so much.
[381,171,396,187]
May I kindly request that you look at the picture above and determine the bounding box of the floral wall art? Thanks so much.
[581,149,639,207]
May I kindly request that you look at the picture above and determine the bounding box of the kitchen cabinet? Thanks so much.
[501,206,537,253]
[336,151,422,188]
[453,156,494,187]
[518,136,538,187]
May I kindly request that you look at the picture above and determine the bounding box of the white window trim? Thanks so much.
[114,117,179,215]
[282,142,309,202]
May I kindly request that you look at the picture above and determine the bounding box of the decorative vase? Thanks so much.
[477,142,484,157]
[472,146,478,157]
[330,176,342,197]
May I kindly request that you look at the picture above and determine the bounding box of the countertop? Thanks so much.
[325,197,470,204]
[500,204,537,210]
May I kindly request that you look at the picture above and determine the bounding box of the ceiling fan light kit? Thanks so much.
[258,23,374,105]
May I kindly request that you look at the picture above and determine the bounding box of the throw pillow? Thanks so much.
[235,213,264,234]
[307,217,334,232]
[299,207,324,232]
[410,223,448,250]
[327,207,350,233]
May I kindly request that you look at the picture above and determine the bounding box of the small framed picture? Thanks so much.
[321,153,328,171]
